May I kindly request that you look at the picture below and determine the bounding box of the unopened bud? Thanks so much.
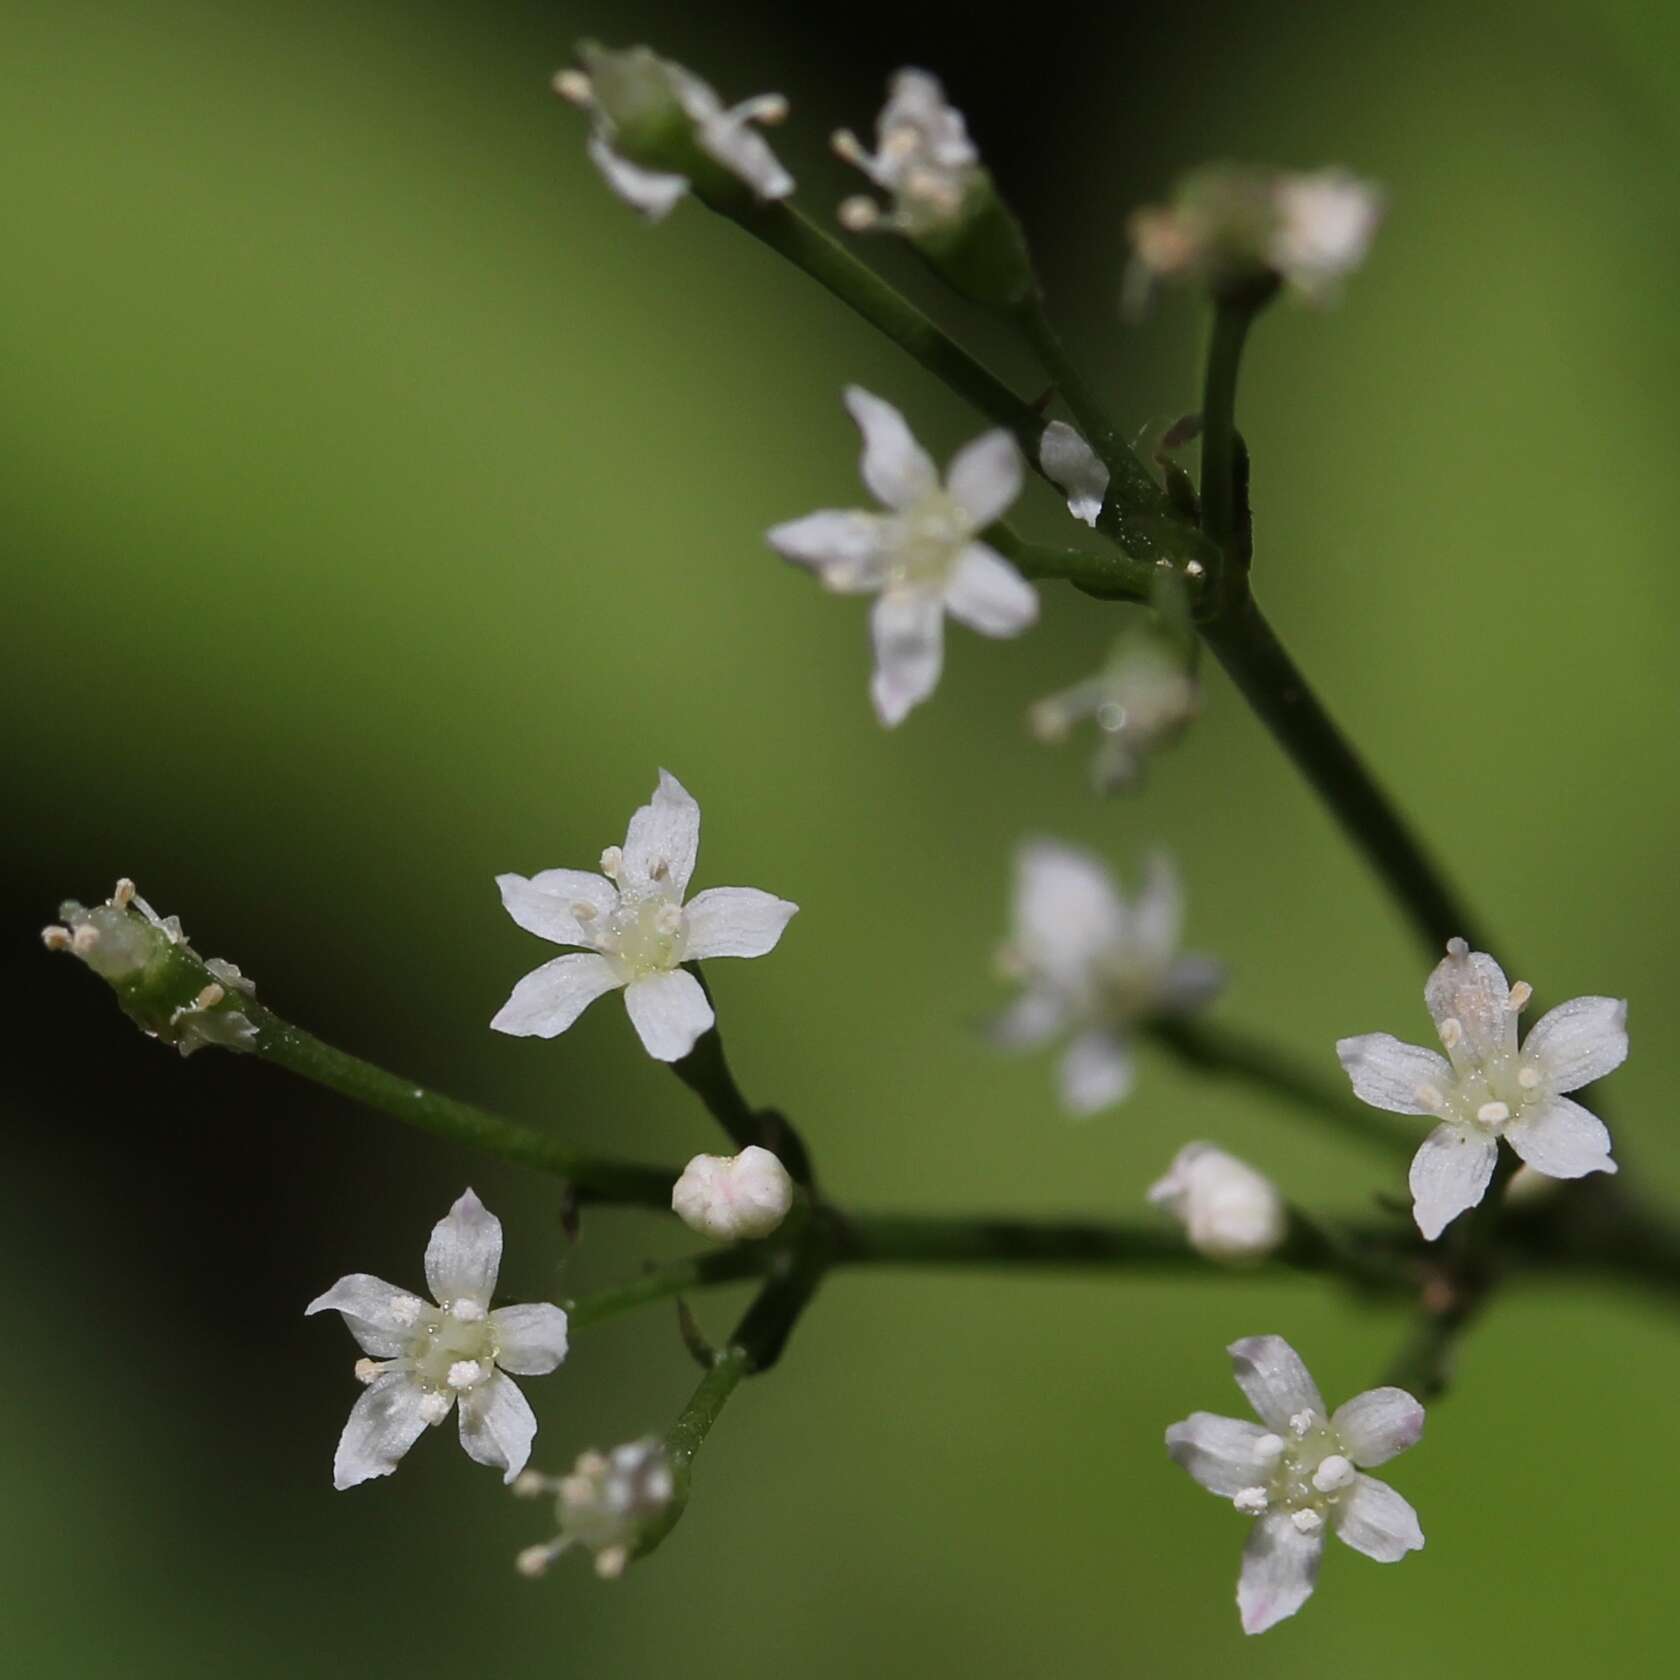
[1147,1142,1285,1263]
[671,1145,794,1242]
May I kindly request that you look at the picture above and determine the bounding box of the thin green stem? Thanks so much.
[563,1246,773,1331]
[985,522,1157,604]
[1198,292,1267,552]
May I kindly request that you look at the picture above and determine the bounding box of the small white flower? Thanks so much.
[556,45,792,222]
[1167,1336,1425,1635]
[306,1189,569,1490]
[1038,421,1109,529]
[1148,1143,1285,1263]
[492,771,797,1062]
[769,387,1036,726]
[1337,938,1626,1241]
[672,1145,794,1241]
[515,1438,676,1580]
[1269,170,1385,303]
[992,845,1222,1115]
[832,69,980,236]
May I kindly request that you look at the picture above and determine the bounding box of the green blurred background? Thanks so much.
[6,0,1678,1672]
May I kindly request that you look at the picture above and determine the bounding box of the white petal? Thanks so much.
[1521,996,1628,1093]
[844,386,938,510]
[456,1371,538,1483]
[1012,840,1126,983]
[1238,1512,1323,1635]
[869,590,945,726]
[1158,954,1226,1014]
[683,886,798,960]
[1333,1474,1424,1561]
[1058,1029,1134,1114]
[1504,1095,1617,1179]
[1336,1033,1452,1114]
[1039,420,1108,527]
[425,1188,503,1307]
[586,134,689,220]
[490,951,622,1038]
[1165,1412,1280,1496]
[495,870,615,949]
[987,986,1068,1050]
[621,769,702,897]
[944,429,1022,530]
[766,510,890,592]
[695,112,793,201]
[1424,942,1514,1060]
[1227,1336,1326,1432]
[305,1273,424,1359]
[1409,1122,1498,1241]
[331,1373,432,1491]
[1332,1387,1425,1467]
[1131,852,1183,963]
[489,1303,571,1376]
[623,968,714,1062]
[942,544,1038,637]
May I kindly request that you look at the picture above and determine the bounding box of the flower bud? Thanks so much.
[516,1440,677,1581]
[671,1144,794,1242]
[1147,1143,1285,1263]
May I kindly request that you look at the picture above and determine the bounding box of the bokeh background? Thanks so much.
[6,0,1679,1672]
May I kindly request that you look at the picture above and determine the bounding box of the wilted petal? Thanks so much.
[1409,1122,1498,1241]
[621,769,702,897]
[425,1188,503,1308]
[1228,1336,1326,1432]
[490,951,622,1038]
[623,967,715,1061]
[766,509,889,592]
[1332,1387,1425,1467]
[943,544,1037,636]
[683,887,799,960]
[1039,420,1108,527]
[1337,1033,1452,1114]
[489,1303,571,1376]
[585,134,689,221]
[457,1371,538,1483]
[1333,1474,1424,1562]
[945,429,1022,530]
[332,1373,432,1491]
[869,590,944,726]
[496,870,616,949]
[1521,996,1628,1093]
[1165,1411,1281,1496]
[988,986,1067,1049]
[1059,1029,1134,1114]
[305,1273,426,1359]
[1238,1512,1323,1635]
[844,386,938,510]
[1505,1095,1616,1180]
[1424,941,1514,1060]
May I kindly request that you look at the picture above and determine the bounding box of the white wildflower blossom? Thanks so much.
[769,387,1036,726]
[1148,1143,1286,1262]
[671,1145,794,1241]
[1038,421,1109,528]
[556,44,791,222]
[832,69,980,236]
[1337,938,1626,1241]
[992,845,1222,1114]
[1167,1336,1425,1635]
[515,1439,675,1580]
[1268,171,1385,302]
[306,1189,569,1490]
[492,771,797,1062]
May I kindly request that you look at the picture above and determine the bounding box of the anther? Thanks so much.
[599,846,623,880]
[516,1542,562,1578]
[1184,559,1206,579]
[573,902,598,923]
[1446,937,1468,958]
[447,1360,484,1390]
[1508,981,1533,1012]
[193,983,225,1010]
[1439,1018,1464,1051]
[418,1392,451,1424]
[553,70,592,106]
[830,129,868,165]
[1254,1433,1285,1464]
[838,196,881,232]
[353,1358,384,1385]
[1232,1487,1269,1514]
[1288,1411,1316,1438]
[1312,1454,1355,1494]
[450,1298,487,1323]
[594,1546,630,1580]
[1476,1101,1510,1125]
[1518,1066,1541,1090]
[112,878,136,909]
[1290,1508,1324,1534]
[71,925,100,955]
[512,1471,554,1500]
[41,926,72,951]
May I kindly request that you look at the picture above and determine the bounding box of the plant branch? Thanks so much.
[563,1245,773,1331]
[985,521,1158,603]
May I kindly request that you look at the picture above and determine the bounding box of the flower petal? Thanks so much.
[490,951,622,1038]
[844,386,938,510]
[456,1371,538,1483]
[1158,954,1226,1014]
[585,134,689,221]
[1424,941,1514,1060]
[1333,1474,1424,1562]
[1131,852,1183,963]
[305,1273,426,1359]
[1505,1095,1617,1179]
[1011,840,1126,984]
[621,769,702,897]
[331,1373,432,1491]
[424,1188,502,1308]
[1521,996,1628,1093]
[1238,1511,1323,1635]
[1058,1029,1134,1114]
[694,111,793,202]
[943,544,1038,637]
[1165,1412,1281,1497]
[683,886,799,961]
[869,590,944,726]
[1227,1336,1326,1432]
[1039,420,1108,527]
[495,870,616,949]
[987,986,1067,1050]
[489,1303,571,1376]
[1336,1033,1452,1114]
[945,429,1022,530]
[1332,1387,1425,1467]
[766,510,890,593]
[622,968,715,1062]
[1409,1121,1498,1241]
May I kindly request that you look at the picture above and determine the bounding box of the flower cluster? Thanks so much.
[515,1439,676,1580]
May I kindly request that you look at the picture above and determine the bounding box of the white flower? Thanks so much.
[1338,938,1626,1241]
[769,387,1036,726]
[992,845,1222,1114]
[1167,1336,1425,1635]
[306,1189,569,1490]
[672,1145,794,1241]
[1038,421,1108,528]
[832,69,980,236]
[1269,170,1385,303]
[555,45,792,222]
[491,771,797,1062]
[515,1439,675,1580]
[1149,1143,1285,1262]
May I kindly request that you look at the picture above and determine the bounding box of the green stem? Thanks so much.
[1198,292,1267,552]
[563,1246,772,1330]
[986,522,1157,604]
